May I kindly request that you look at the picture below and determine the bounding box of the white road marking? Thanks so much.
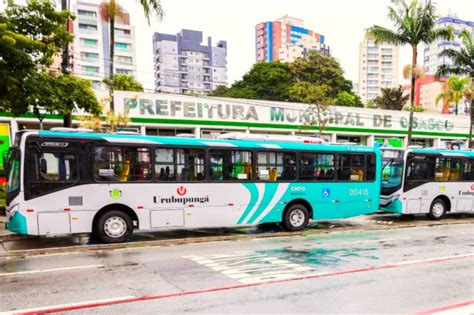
[2,296,136,315]
[0,264,104,277]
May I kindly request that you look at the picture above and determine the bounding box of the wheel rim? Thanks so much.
[432,202,444,217]
[289,209,306,227]
[104,216,127,238]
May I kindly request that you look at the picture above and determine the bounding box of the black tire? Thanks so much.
[95,210,133,243]
[427,198,447,220]
[282,204,309,231]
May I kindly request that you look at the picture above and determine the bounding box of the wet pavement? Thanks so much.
[0,221,473,313]
[0,212,473,257]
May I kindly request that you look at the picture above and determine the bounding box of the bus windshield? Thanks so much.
[381,158,403,189]
[6,148,20,194]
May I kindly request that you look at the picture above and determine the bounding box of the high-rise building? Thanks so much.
[358,33,400,104]
[71,0,137,88]
[255,15,330,63]
[424,16,474,75]
[153,29,227,94]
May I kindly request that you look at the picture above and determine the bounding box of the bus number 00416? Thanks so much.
[349,188,369,196]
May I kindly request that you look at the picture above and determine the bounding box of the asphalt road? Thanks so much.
[1,223,473,314]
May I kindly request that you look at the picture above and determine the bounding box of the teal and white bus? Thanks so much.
[5,130,381,243]
[380,147,474,219]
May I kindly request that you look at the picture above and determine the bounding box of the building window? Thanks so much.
[78,10,97,18]
[114,42,131,52]
[81,38,98,47]
[83,66,99,76]
[80,52,99,61]
[116,56,133,65]
[79,23,97,32]
[115,69,132,75]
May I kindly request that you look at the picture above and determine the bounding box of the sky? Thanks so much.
[3,0,472,90]
[117,0,473,92]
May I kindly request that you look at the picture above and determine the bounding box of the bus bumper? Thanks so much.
[6,211,28,235]
[380,199,403,214]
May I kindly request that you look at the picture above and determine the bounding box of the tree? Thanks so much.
[210,85,230,97]
[289,82,332,137]
[0,1,73,115]
[436,30,474,148]
[290,51,354,99]
[373,86,410,110]
[104,74,144,91]
[28,73,101,126]
[436,76,471,115]
[101,0,163,112]
[224,62,293,101]
[368,0,452,146]
[335,91,364,107]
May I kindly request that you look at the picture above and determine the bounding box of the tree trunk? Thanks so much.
[109,15,115,113]
[63,112,72,128]
[407,45,417,147]
[61,0,70,73]
[470,97,473,148]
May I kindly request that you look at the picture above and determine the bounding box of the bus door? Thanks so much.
[404,154,434,213]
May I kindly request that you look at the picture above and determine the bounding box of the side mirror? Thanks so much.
[40,158,47,174]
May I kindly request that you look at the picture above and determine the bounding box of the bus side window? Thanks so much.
[256,151,296,181]
[337,154,365,181]
[463,159,474,180]
[95,146,151,182]
[209,150,253,181]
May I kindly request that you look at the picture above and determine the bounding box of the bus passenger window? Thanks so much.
[155,148,175,181]
[299,153,335,181]
[176,149,205,182]
[366,154,376,181]
[463,159,474,180]
[257,151,296,181]
[209,150,253,181]
[95,146,151,182]
[337,154,365,181]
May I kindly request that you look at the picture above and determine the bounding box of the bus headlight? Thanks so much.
[391,194,400,202]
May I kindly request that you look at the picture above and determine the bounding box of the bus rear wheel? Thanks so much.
[282,204,309,231]
[95,210,133,243]
[427,198,447,220]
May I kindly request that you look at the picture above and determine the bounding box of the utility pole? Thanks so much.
[61,0,73,127]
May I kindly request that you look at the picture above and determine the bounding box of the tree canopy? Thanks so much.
[214,51,359,107]
[373,86,410,111]
[0,1,100,122]
[104,74,144,92]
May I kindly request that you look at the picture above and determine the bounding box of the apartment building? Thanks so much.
[153,29,227,94]
[358,33,400,104]
[424,16,474,75]
[255,15,330,63]
[71,0,137,88]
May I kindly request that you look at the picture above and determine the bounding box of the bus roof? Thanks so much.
[381,147,474,158]
[34,130,377,153]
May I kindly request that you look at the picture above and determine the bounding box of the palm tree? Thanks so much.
[101,0,163,112]
[436,30,474,148]
[373,86,410,110]
[436,76,471,115]
[368,0,452,146]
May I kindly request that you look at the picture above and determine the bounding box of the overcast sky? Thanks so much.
[117,0,473,91]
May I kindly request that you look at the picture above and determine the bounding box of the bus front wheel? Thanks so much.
[282,204,309,231]
[95,210,133,243]
[427,199,447,220]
